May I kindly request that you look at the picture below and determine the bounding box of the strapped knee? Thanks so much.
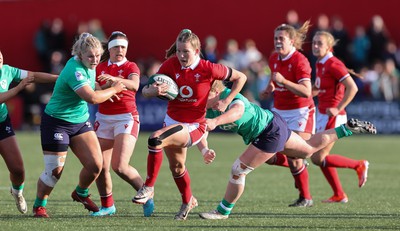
[148,125,183,147]
[39,155,66,187]
[229,159,254,185]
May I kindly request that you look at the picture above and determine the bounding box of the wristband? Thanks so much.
[201,148,209,156]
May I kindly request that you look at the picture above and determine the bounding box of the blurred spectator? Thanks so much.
[381,58,400,101]
[350,26,370,71]
[310,14,330,39]
[286,9,301,29]
[88,19,107,42]
[247,58,271,107]
[309,14,330,79]
[395,44,400,70]
[221,39,244,70]
[202,35,219,63]
[33,19,51,70]
[363,61,384,99]
[241,39,263,69]
[74,21,89,44]
[366,15,390,66]
[47,18,66,56]
[383,40,400,70]
[330,16,350,64]
[48,50,65,74]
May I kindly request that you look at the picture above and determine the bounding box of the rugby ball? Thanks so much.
[147,74,178,101]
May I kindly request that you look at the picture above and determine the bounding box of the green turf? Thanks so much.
[0,132,399,230]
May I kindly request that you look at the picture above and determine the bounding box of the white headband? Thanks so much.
[108,39,128,50]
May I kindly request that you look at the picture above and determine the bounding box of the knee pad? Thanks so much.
[229,159,254,185]
[148,125,183,147]
[39,155,66,187]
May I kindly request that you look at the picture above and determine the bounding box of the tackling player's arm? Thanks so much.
[208,101,244,131]
[214,69,246,112]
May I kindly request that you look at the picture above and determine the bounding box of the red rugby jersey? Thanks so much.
[268,50,314,110]
[158,56,230,123]
[96,59,140,115]
[315,53,350,115]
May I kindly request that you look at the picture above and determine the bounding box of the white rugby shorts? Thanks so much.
[316,112,347,133]
[94,112,139,139]
[272,106,315,134]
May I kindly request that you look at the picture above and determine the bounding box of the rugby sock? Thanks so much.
[335,124,353,138]
[324,154,359,169]
[145,147,163,187]
[217,199,235,215]
[292,165,312,199]
[100,193,114,208]
[173,169,192,204]
[320,165,345,196]
[11,183,24,195]
[33,197,47,208]
[76,185,89,197]
[12,183,24,190]
[269,152,289,167]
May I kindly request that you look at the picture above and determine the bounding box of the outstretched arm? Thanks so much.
[207,103,244,131]
[29,71,58,83]
[75,81,126,104]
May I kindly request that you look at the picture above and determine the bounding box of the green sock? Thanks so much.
[12,183,24,191]
[335,124,353,138]
[217,198,235,215]
[34,197,47,208]
[76,185,89,197]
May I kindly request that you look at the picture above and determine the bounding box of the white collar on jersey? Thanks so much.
[181,55,200,70]
[108,57,127,67]
[280,46,296,61]
[317,52,333,64]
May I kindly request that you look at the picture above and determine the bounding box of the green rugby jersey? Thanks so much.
[0,65,22,122]
[45,57,95,123]
[206,88,274,145]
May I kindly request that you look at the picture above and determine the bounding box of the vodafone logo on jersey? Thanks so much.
[179,86,193,98]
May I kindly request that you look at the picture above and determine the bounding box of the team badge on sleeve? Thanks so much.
[0,80,7,89]
[75,71,84,81]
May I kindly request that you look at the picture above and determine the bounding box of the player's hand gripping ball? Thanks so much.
[147,74,178,100]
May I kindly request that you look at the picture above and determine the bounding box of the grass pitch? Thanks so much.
[0,132,399,230]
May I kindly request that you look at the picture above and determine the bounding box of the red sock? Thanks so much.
[100,193,114,208]
[271,152,289,167]
[144,147,163,187]
[324,154,359,169]
[292,165,312,199]
[320,166,345,196]
[173,169,192,204]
